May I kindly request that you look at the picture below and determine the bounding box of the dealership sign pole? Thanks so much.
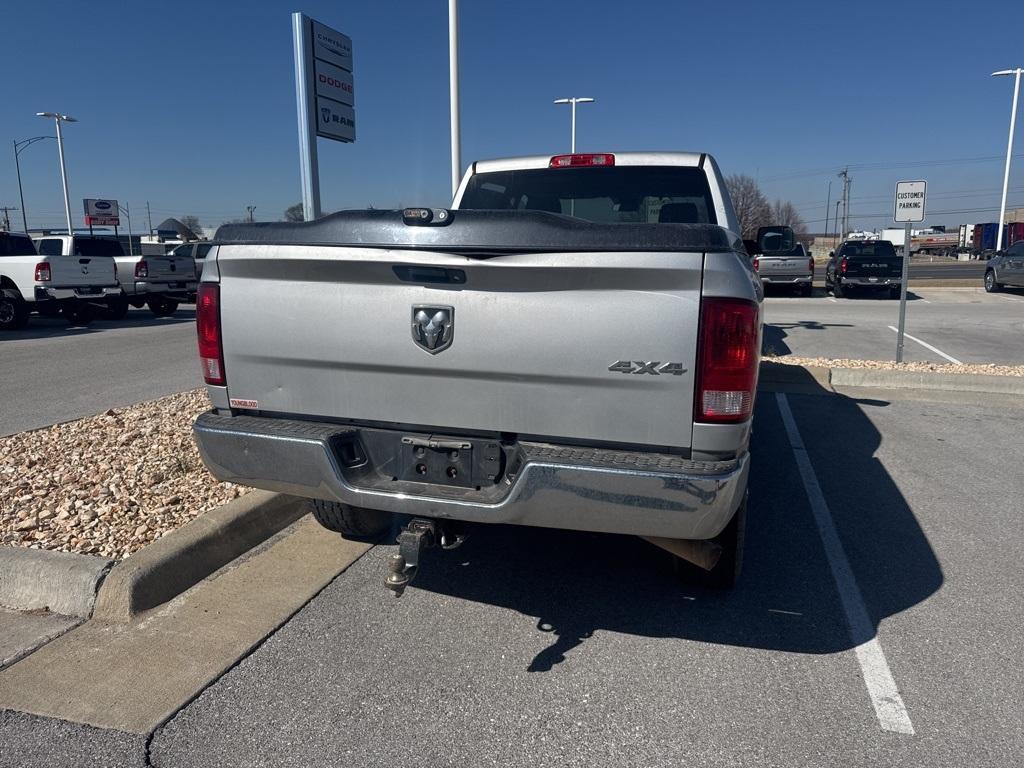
[292,13,355,221]
[893,180,926,363]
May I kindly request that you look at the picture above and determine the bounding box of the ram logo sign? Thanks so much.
[411,306,454,354]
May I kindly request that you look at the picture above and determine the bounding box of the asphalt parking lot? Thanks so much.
[764,287,1024,365]
[4,379,1018,767]
[0,307,200,436]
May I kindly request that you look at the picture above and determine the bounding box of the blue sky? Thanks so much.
[3,0,1023,234]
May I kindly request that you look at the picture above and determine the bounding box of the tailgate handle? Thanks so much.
[392,265,466,285]
[79,259,91,264]
[401,436,472,450]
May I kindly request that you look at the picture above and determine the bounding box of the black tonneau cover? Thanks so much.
[214,209,734,254]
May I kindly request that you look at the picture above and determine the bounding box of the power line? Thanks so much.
[761,153,1024,184]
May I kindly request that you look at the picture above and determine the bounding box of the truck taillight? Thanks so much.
[808,256,815,272]
[840,257,848,274]
[196,283,225,386]
[135,259,148,278]
[34,262,51,282]
[695,298,759,424]
[752,256,760,272]
[549,153,615,168]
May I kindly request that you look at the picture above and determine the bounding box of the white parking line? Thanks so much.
[886,326,962,364]
[776,393,915,735]
[827,296,837,303]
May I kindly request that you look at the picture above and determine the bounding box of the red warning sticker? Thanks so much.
[229,398,259,409]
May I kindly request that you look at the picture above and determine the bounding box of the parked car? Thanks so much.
[0,232,119,328]
[751,229,813,296]
[107,245,197,319]
[984,239,1024,292]
[825,239,903,298]
[192,151,760,595]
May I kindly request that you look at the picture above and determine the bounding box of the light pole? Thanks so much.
[36,112,77,235]
[448,0,461,198]
[118,203,133,256]
[13,136,54,233]
[992,68,1023,251]
[553,97,595,153]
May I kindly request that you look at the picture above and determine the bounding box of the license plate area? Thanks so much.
[398,435,503,488]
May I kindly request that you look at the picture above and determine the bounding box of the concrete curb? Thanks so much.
[92,491,305,623]
[828,367,1024,395]
[760,360,1024,396]
[0,548,112,618]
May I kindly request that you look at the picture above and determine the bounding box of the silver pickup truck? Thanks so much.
[192,152,762,594]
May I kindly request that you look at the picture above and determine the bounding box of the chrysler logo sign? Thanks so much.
[411,305,454,354]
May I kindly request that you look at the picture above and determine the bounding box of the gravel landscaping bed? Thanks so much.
[767,356,1024,377]
[1,391,250,560]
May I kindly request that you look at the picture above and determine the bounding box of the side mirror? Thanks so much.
[829,251,835,258]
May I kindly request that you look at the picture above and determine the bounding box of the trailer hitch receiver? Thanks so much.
[385,518,466,597]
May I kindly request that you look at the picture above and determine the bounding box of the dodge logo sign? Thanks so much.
[411,305,454,354]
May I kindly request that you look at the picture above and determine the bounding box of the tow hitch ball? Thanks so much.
[385,518,465,597]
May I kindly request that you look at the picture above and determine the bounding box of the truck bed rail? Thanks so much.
[214,209,735,254]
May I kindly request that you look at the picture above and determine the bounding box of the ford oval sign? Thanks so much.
[95,201,112,210]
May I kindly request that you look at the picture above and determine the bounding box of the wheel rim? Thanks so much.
[985,273,993,289]
[0,300,14,324]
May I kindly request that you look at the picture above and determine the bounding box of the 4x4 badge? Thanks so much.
[411,305,454,354]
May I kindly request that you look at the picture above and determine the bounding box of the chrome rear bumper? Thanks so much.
[193,412,749,540]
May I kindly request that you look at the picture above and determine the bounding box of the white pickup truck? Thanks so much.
[193,151,761,595]
[0,231,119,328]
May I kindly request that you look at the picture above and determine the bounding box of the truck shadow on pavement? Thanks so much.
[0,309,195,342]
[408,366,943,670]
[763,322,854,357]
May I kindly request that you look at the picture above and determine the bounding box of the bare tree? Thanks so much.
[178,215,203,238]
[770,200,807,235]
[284,203,304,222]
[724,175,771,238]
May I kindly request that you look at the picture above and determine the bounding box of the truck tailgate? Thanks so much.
[758,254,807,276]
[50,255,116,287]
[147,255,194,282]
[217,244,703,449]
[845,255,902,279]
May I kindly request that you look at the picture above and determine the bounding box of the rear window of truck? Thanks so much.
[459,166,716,225]
[839,242,898,258]
[0,234,35,256]
[74,237,124,257]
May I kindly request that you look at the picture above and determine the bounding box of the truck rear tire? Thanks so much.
[833,280,844,298]
[800,282,813,297]
[703,496,746,589]
[310,499,392,539]
[0,292,30,330]
[62,301,95,326]
[104,293,131,320]
[147,296,179,317]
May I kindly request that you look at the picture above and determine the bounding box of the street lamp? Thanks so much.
[36,112,77,235]
[553,97,595,153]
[13,136,54,233]
[448,0,461,198]
[992,68,1023,251]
